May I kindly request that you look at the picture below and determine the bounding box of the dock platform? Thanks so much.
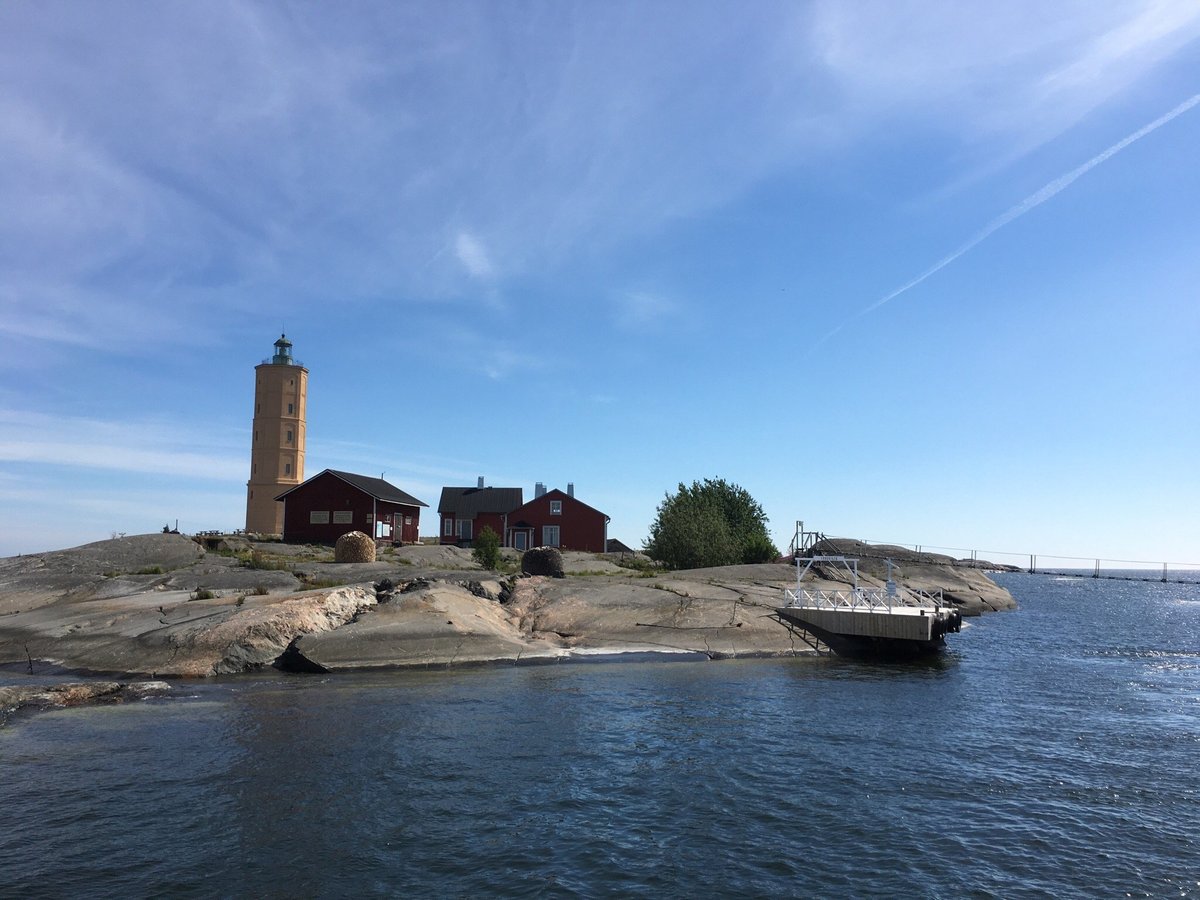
[774,556,962,658]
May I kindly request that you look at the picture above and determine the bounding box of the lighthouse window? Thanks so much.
[286,430,293,444]
[288,403,294,415]
[285,463,292,475]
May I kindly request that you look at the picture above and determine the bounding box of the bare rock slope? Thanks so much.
[0,534,1016,678]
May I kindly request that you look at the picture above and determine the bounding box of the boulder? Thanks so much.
[522,546,564,578]
[335,531,376,563]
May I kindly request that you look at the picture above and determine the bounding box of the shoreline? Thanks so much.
[0,533,1014,689]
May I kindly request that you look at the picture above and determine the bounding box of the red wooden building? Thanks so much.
[506,486,609,553]
[438,482,523,546]
[277,469,427,545]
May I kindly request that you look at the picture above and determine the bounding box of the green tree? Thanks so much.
[644,478,777,570]
[472,525,501,570]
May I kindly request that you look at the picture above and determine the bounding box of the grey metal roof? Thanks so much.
[438,486,523,516]
[276,469,428,507]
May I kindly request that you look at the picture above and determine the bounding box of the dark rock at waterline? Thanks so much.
[0,681,171,724]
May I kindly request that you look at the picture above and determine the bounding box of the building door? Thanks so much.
[513,531,528,551]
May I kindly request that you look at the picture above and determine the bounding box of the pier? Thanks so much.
[788,523,1200,585]
[774,555,962,658]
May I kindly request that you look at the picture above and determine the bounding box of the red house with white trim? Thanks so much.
[506,485,609,553]
[438,481,523,547]
[277,469,427,545]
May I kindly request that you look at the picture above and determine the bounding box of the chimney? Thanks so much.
[567,483,574,498]
[535,482,546,498]
[477,476,485,489]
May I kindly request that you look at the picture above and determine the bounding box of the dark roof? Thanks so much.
[276,469,428,507]
[606,538,636,554]
[438,486,523,515]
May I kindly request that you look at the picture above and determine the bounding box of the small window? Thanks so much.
[285,463,292,475]
[286,430,293,444]
[287,403,294,415]
[444,518,454,536]
[550,500,562,515]
[310,511,330,524]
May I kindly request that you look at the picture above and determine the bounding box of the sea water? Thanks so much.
[1,572,1197,898]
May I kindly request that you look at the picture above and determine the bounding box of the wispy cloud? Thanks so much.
[818,91,1200,345]
[0,409,245,481]
[2,0,1199,377]
[811,0,1200,146]
[616,291,682,330]
[455,231,496,280]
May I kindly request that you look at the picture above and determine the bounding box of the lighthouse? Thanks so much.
[245,334,307,535]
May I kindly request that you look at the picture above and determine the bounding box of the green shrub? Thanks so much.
[645,478,777,569]
[741,532,781,564]
[472,526,501,570]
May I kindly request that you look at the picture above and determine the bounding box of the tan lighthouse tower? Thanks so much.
[245,334,307,535]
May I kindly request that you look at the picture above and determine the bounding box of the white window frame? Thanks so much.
[542,525,560,547]
[444,517,454,536]
[550,500,562,515]
[456,519,472,540]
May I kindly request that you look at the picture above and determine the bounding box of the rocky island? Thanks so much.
[0,533,1015,687]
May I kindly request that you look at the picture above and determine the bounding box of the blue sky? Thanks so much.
[2,1,1198,568]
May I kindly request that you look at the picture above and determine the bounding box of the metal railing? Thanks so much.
[783,585,945,613]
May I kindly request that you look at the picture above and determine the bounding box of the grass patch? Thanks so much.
[191,587,217,601]
[304,577,349,589]
[136,566,164,576]
[237,550,293,571]
[612,555,660,573]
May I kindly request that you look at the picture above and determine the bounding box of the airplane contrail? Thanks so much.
[818,92,1200,346]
